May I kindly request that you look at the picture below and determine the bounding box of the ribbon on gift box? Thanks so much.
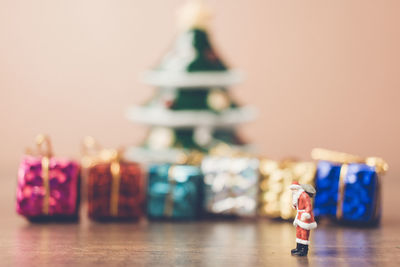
[25,134,54,215]
[209,142,252,158]
[81,136,123,217]
[176,149,205,166]
[311,148,388,220]
[163,166,177,217]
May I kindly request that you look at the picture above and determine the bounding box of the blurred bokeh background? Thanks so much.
[0,0,399,221]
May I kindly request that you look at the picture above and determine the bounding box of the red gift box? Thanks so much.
[83,137,145,221]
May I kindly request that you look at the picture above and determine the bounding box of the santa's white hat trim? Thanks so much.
[296,238,310,245]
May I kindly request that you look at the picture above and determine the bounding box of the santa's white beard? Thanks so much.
[292,188,304,207]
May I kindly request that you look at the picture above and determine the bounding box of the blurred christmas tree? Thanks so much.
[126,0,255,163]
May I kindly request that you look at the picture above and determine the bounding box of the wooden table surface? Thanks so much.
[1,208,399,267]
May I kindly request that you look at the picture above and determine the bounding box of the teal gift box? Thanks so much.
[146,164,203,220]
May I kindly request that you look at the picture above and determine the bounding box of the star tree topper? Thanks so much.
[177,0,213,31]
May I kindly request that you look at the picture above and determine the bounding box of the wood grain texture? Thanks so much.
[2,212,400,267]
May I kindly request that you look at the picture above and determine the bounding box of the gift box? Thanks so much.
[201,156,259,217]
[87,160,144,221]
[147,164,203,220]
[312,148,388,224]
[16,135,80,221]
[258,159,316,219]
[83,139,145,221]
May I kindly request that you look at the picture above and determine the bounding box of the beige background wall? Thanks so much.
[1,1,399,219]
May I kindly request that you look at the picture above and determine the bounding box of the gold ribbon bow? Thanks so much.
[209,142,252,158]
[26,134,53,215]
[311,148,388,220]
[82,136,123,217]
[176,149,204,166]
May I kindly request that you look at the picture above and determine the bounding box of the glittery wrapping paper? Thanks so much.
[258,159,316,219]
[16,155,80,220]
[314,160,381,224]
[147,164,203,220]
[201,156,259,217]
[87,161,145,221]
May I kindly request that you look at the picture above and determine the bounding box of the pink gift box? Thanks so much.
[16,136,80,222]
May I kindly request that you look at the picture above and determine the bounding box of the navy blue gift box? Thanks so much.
[312,148,388,225]
[146,164,203,220]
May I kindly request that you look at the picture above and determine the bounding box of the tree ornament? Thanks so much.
[161,90,177,108]
[194,126,213,146]
[147,127,176,150]
[207,89,230,111]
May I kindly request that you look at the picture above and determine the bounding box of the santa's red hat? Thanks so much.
[289,181,302,190]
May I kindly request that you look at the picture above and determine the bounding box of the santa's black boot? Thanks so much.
[293,244,308,256]
[300,244,309,256]
[291,243,300,255]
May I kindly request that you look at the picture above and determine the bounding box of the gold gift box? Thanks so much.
[258,159,316,220]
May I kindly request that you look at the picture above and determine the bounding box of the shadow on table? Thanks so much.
[313,224,379,260]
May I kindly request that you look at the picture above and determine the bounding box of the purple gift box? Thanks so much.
[16,135,80,221]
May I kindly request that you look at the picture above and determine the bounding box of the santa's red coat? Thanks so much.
[293,191,317,230]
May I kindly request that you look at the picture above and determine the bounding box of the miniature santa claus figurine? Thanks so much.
[289,181,317,256]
